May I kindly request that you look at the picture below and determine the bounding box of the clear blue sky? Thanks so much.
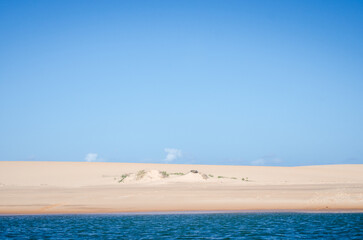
[1,0,362,166]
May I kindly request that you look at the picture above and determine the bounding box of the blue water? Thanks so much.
[1,213,362,239]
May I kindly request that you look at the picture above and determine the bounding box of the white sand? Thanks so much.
[0,161,362,214]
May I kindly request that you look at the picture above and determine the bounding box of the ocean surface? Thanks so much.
[1,212,362,239]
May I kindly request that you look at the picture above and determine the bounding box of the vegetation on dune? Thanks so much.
[118,174,130,183]
[160,171,169,178]
[117,170,244,183]
[170,172,185,176]
[136,170,146,180]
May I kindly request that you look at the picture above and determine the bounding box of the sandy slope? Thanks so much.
[0,161,362,214]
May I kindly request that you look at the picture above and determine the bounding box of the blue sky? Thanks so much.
[0,0,362,166]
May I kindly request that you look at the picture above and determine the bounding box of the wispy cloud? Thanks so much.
[251,155,282,166]
[85,153,99,162]
[250,158,266,166]
[25,155,36,161]
[164,148,182,162]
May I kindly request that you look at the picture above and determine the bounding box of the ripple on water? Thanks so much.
[0,213,362,239]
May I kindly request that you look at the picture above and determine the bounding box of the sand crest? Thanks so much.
[0,161,362,214]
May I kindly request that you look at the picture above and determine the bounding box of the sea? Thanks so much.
[1,212,362,239]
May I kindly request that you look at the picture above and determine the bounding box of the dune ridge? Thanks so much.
[0,161,362,214]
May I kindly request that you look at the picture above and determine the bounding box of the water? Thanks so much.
[1,212,362,239]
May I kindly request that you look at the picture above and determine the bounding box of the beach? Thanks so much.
[0,161,362,214]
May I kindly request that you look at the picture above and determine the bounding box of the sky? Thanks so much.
[0,0,362,166]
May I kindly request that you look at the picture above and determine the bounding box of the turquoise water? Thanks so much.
[1,213,362,239]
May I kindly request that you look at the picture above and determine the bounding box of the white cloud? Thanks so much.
[85,153,98,162]
[251,155,282,166]
[271,158,282,164]
[164,148,182,162]
[251,158,265,166]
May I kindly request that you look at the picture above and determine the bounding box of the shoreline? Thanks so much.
[2,209,363,216]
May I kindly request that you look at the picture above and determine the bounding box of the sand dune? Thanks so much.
[0,161,362,214]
